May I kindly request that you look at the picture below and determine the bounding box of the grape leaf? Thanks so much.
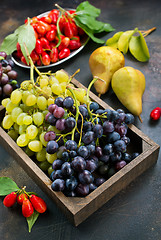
[26,211,39,233]
[0,177,20,196]
[129,32,150,62]
[18,20,36,65]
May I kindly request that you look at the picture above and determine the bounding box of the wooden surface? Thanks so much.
[0,0,161,239]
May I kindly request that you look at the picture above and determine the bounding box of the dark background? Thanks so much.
[0,0,161,239]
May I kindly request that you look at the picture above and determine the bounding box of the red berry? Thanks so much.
[46,29,56,42]
[22,198,34,218]
[3,192,17,207]
[58,48,70,60]
[17,193,28,205]
[41,52,50,66]
[29,195,47,213]
[150,108,161,120]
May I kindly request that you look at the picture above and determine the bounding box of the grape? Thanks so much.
[110,152,122,162]
[3,84,13,95]
[65,140,77,151]
[39,132,48,147]
[47,97,55,106]
[7,70,18,80]
[0,51,7,59]
[75,183,89,196]
[86,159,97,172]
[95,109,104,115]
[131,152,139,160]
[11,107,23,122]
[83,121,93,132]
[44,131,56,142]
[51,179,65,191]
[89,183,97,192]
[113,140,127,152]
[65,176,78,191]
[121,136,130,145]
[1,73,9,85]
[55,70,69,83]
[95,146,103,158]
[106,131,121,143]
[77,145,89,159]
[0,86,2,96]
[33,112,44,126]
[107,167,116,178]
[26,94,37,106]
[37,96,47,110]
[2,115,14,129]
[61,151,69,161]
[56,145,66,159]
[103,121,114,134]
[39,76,49,88]
[71,156,86,172]
[99,154,110,163]
[73,88,86,103]
[69,150,77,159]
[79,105,88,119]
[48,103,58,113]
[103,109,112,120]
[47,114,57,125]
[115,160,126,170]
[28,140,43,152]
[110,110,120,121]
[7,129,18,141]
[16,113,27,125]
[63,96,74,109]
[90,102,99,112]
[16,133,29,147]
[1,59,8,67]
[56,118,66,131]
[8,59,14,67]
[26,125,38,139]
[53,107,65,118]
[51,83,63,95]
[54,97,64,107]
[122,152,131,162]
[95,177,106,187]
[82,131,94,145]
[86,144,95,156]
[10,89,22,104]
[98,164,109,175]
[61,162,73,177]
[46,140,59,154]
[18,124,27,135]
[1,98,10,107]
[78,170,94,184]
[125,113,135,124]
[93,124,103,138]
[38,160,51,172]
[23,115,32,125]
[65,117,76,131]
[115,123,127,136]
[115,112,126,124]
[6,101,18,113]
[46,152,57,164]
[103,143,113,155]
[36,148,47,162]
[52,159,63,170]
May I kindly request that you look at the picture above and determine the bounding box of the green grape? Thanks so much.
[19,124,27,135]
[51,83,63,95]
[23,115,33,125]
[47,125,61,134]
[2,115,14,129]
[11,107,23,122]
[42,109,49,118]
[42,86,52,96]
[17,133,29,147]
[24,146,35,157]
[48,166,53,176]
[10,89,22,104]
[33,112,44,126]
[49,76,59,86]
[47,97,55,106]
[22,90,31,104]
[26,94,37,106]
[1,98,10,107]
[39,131,48,147]
[6,101,18,113]
[46,152,57,164]
[38,160,51,172]
[55,70,69,83]
[21,80,33,91]
[7,129,19,141]
[16,113,27,125]
[28,140,43,152]
[36,148,47,162]
[60,82,67,93]
[26,125,38,139]
[39,75,49,88]
[37,96,47,110]
[74,88,87,103]
[13,123,19,133]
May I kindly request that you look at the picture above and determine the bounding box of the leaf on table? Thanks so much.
[106,31,123,48]
[0,177,20,196]
[26,210,39,233]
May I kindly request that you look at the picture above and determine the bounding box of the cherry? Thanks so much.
[3,192,17,207]
[150,107,161,121]
[29,194,47,213]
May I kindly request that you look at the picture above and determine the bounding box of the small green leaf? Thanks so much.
[118,28,138,54]
[76,1,100,17]
[0,33,18,55]
[26,211,39,233]
[18,20,36,65]
[0,177,20,196]
[106,31,123,48]
[129,32,150,62]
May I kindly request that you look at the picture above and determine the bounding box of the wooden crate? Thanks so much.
[0,79,160,226]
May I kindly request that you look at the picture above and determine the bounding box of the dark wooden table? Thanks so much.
[0,0,161,239]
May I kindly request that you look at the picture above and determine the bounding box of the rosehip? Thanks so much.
[17,193,28,205]
[3,192,17,207]
[150,107,161,120]
[22,198,34,218]
[29,194,47,213]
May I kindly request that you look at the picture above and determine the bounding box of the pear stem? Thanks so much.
[141,27,156,37]
[138,115,143,123]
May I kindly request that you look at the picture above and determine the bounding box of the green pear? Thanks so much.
[111,66,146,119]
[89,46,125,96]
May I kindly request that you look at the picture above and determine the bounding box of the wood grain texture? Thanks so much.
[0,77,160,226]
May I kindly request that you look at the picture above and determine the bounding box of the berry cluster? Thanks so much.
[15,9,85,66]
[3,188,47,218]
[44,95,139,197]
[0,51,19,103]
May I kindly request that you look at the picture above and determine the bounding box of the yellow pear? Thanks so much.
[89,46,125,96]
[111,66,146,119]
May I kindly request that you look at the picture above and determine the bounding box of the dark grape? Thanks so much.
[113,140,127,152]
[110,110,120,121]
[65,140,77,151]
[52,159,63,170]
[51,179,65,191]
[46,140,59,154]
[7,70,18,79]
[110,152,122,162]
[65,117,76,131]
[56,118,66,131]
[61,151,69,161]
[77,145,89,159]
[83,121,93,132]
[95,177,106,187]
[125,113,135,124]
[95,146,102,158]
[61,162,73,177]
[93,124,103,138]
[131,152,139,160]
[89,183,97,192]
[115,160,126,170]
[122,152,131,163]
[103,109,112,120]
[53,107,65,118]
[3,84,13,95]
[98,164,109,175]
[99,154,110,163]
[82,131,94,145]
[79,105,88,119]
[47,114,57,125]
[48,103,58,113]
[0,51,7,59]
[106,131,121,143]
[86,144,95,156]
[71,156,86,172]
[50,170,63,181]
[44,131,56,141]
[86,159,97,172]
[65,176,78,191]
[90,102,99,112]
[1,73,9,85]
[54,97,64,107]
[75,183,89,196]
[63,96,74,108]
[103,121,114,134]
[78,170,94,184]
[103,143,113,155]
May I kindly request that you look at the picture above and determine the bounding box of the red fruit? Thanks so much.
[3,192,17,207]
[42,52,50,65]
[22,198,34,218]
[58,37,70,51]
[17,193,28,205]
[29,194,47,213]
[36,24,47,35]
[40,37,51,50]
[39,16,52,24]
[30,50,39,61]
[150,107,161,120]
[21,56,28,65]
[70,22,78,36]
[35,39,43,54]
[58,48,70,60]
[69,39,81,50]
[50,47,59,63]
[46,29,56,42]
[38,20,51,32]
[64,21,74,38]
[48,10,59,24]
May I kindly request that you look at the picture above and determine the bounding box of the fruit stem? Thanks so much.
[138,115,143,123]
[67,69,80,84]
[141,27,156,37]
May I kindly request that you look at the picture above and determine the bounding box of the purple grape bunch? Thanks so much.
[44,95,138,197]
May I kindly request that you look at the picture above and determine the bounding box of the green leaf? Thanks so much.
[0,177,20,196]
[106,31,123,48]
[129,32,150,62]
[18,20,36,65]
[74,18,105,44]
[27,211,39,233]
[76,1,100,17]
[0,33,18,55]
